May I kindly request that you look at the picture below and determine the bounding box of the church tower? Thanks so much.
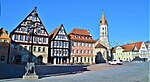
[100,11,110,49]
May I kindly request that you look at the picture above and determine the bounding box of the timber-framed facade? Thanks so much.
[48,24,71,64]
[9,7,49,64]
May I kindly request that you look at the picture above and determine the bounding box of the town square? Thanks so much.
[0,0,149,82]
[0,62,149,82]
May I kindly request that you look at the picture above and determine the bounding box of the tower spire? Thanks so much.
[100,11,107,25]
[99,11,110,49]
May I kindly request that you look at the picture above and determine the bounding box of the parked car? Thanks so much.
[108,60,123,65]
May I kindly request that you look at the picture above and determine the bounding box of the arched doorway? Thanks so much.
[95,52,106,64]
[38,55,43,63]
[14,55,22,63]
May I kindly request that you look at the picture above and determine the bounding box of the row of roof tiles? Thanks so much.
[112,42,143,53]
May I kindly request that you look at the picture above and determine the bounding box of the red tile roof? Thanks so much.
[112,42,142,53]
[129,42,142,50]
[122,44,135,52]
[69,28,95,43]
[69,28,91,36]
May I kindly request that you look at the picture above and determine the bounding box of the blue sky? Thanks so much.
[0,0,149,47]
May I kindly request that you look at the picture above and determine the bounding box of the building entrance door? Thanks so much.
[95,52,106,64]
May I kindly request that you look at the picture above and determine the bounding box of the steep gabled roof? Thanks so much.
[10,7,49,36]
[0,28,9,39]
[49,24,61,40]
[49,24,69,41]
[0,28,8,34]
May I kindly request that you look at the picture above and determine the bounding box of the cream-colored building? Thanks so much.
[112,42,148,62]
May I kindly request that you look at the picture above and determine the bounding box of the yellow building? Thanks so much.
[0,28,10,63]
[112,42,143,62]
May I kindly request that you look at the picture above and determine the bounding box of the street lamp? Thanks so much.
[23,7,40,80]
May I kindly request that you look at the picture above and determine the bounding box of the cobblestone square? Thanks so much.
[0,62,149,82]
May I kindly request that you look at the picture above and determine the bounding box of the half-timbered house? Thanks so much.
[49,24,71,64]
[9,7,49,64]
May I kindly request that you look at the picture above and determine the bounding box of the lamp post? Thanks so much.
[23,7,40,80]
